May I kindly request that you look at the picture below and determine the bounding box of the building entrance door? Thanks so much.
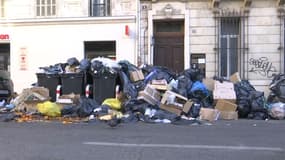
[153,20,184,73]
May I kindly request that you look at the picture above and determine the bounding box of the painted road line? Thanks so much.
[83,142,284,152]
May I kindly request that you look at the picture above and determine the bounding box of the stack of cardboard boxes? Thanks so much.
[160,90,193,116]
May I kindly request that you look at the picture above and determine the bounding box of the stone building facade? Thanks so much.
[138,0,285,94]
[0,0,284,95]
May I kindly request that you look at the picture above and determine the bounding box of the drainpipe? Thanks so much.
[136,0,141,66]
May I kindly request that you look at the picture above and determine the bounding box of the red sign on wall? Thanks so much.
[19,47,28,71]
[0,34,9,40]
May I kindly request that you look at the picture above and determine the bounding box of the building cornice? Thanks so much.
[0,16,136,26]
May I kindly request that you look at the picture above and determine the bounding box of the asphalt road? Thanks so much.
[0,120,284,160]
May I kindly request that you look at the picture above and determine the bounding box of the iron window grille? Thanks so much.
[90,0,110,17]
[36,0,56,17]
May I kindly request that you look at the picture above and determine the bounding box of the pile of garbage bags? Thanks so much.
[1,57,285,124]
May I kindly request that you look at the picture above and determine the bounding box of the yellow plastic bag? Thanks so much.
[37,101,61,117]
[102,98,121,110]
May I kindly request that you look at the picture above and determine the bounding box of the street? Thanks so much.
[0,120,284,160]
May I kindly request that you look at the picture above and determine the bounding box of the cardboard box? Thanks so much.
[137,84,161,105]
[129,70,144,82]
[218,111,238,120]
[214,81,234,90]
[182,100,193,114]
[159,104,183,116]
[149,84,168,91]
[161,90,188,106]
[202,78,215,91]
[30,87,49,98]
[151,79,167,85]
[159,100,193,116]
[199,108,219,121]
[230,72,241,84]
[213,89,236,101]
[149,79,168,90]
[215,99,237,112]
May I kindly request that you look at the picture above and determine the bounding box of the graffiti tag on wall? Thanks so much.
[249,57,278,78]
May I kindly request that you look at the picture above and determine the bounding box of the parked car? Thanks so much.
[0,70,14,102]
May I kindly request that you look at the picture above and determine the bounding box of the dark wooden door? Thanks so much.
[153,21,184,73]
[154,37,184,72]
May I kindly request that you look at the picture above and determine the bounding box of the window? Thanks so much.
[36,0,56,17]
[191,54,206,78]
[219,18,240,77]
[84,41,116,60]
[90,0,110,17]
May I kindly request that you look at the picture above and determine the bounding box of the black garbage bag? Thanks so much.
[181,63,202,82]
[67,57,80,66]
[118,71,138,99]
[133,81,146,91]
[237,96,251,118]
[76,97,100,117]
[268,74,285,103]
[250,91,267,113]
[234,80,256,118]
[39,63,66,74]
[188,101,202,118]
[61,105,77,116]
[143,66,176,84]
[173,75,192,98]
[121,111,139,123]
[118,60,139,75]
[248,112,268,120]
[79,59,91,72]
[91,60,104,72]
[234,80,256,95]
[182,98,203,118]
[152,110,179,122]
[123,99,150,113]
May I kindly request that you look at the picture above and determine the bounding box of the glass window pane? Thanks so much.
[221,37,228,77]
[52,6,56,15]
[230,38,238,75]
[41,6,45,16]
[47,6,51,16]
[156,22,182,32]
[36,6,40,16]
[37,0,41,5]
[41,0,45,5]
[47,0,51,5]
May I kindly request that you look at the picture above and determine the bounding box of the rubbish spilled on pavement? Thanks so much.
[0,57,284,126]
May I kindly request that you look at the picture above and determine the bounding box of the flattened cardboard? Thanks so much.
[129,70,144,82]
[161,90,188,105]
[214,81,234,90]
[202,78,215,91]
[215,99,237,112]
[160,104,182,116]
[182,100,193,114]
[219,111,238,120]
[137,85,161,105]
[213,89,236,100]
[199,108,219,121]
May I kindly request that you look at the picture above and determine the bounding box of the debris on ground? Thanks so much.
[1,58,284,126]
